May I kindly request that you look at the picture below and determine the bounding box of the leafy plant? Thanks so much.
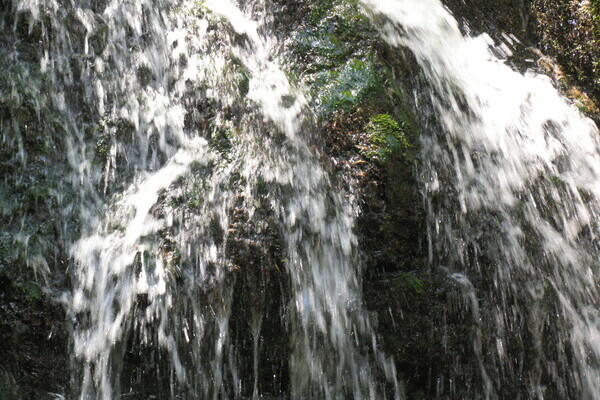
[314,58,378,115]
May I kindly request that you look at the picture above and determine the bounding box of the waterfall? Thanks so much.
[363,0,600,398]
[7,0,399,398]
[5,0,600,397]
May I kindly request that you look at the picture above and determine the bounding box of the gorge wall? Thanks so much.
[1,0,599,399]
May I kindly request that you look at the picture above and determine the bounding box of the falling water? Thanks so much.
[6,0,600,397]
[363,0,600,398]
[7,0,399,398]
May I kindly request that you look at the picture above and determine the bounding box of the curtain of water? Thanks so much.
[9,0,399,398]
[363,0,600,398]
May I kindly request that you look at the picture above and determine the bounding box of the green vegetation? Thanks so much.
[0,32,76,285]
[95,127,112,162]
[313,58,378,115]
[394,272,424,295]
[289,0,385,117]
[13,279,43,302]
[292,0,370,65]
[287,0,419,152]
[188,179,207,210]
[292,29,350,70]
[591,0,600,33]
[307,0,370,29]
[0,58,43,113]
[591,0,600,82]
[366,114,411,163]
[533,0,600,110]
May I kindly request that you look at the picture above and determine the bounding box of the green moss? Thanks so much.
[185,163,215,210]
[0,54,45,113]
[0,233,11,273]
[137,65,154,87]
[547,174,566,189]
[224,54,251,97]
[13,279,43,302]
[193,0,207,11]
[366,114,411,163]
[384,272,425,296]
[287,0,397,119]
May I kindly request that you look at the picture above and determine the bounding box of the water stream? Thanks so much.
[363,0,600,398]
[8,0,399,398]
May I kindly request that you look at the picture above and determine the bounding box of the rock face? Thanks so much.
[443,0,600,119]
[0,0,598,398]
[0,276,69,399]
[280,1,473,396]
[532,0,600,103]
[444,0,535,41]
[0,3,71,398]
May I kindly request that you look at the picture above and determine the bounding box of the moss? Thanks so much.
[193,0,208,12]
[0,233,11,273]
[293,0,370,60]
[224,54,251,97]
[287,0,401,121]
[13,279,43,302]
[365,113,410,163]
[0,52,46,115]
[547,174,566,189]
[393,272,424,295]
[187,179,206,210]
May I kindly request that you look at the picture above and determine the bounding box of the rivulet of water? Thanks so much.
[362,0,600,398]
[9,0,400,398]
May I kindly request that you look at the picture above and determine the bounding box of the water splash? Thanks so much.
[363,0,600,397]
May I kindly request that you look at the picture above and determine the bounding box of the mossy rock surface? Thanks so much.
[365,113,411,163]
[443,0,600,120]
[532,0,600,109]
